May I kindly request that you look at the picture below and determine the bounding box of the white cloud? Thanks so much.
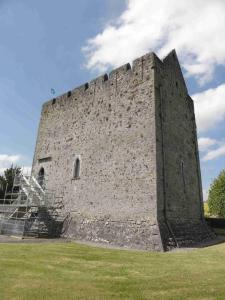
[0,154,20,174]
[0,154,20,163]
[83,0,225,84]
[198,137,225,161]
[198,137,218,152]
[192,84,225,132]
[0,154,32,176]
[202,143,225,161]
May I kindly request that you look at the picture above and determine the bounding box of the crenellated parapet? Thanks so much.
[42,50,188,111]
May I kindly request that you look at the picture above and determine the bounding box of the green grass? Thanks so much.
[0,241,225,300]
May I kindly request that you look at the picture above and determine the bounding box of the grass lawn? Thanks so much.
[0,241,225,300]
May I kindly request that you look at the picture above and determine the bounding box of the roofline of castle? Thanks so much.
[42,49,185,108]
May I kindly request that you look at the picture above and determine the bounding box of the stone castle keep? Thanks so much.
[31,50,214,251]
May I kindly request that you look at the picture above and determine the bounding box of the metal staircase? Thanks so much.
[0,173,66,238]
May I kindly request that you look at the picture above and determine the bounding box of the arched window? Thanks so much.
[73,158,80,179]
[38,167,45,189]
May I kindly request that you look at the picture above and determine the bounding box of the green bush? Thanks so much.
[208,169,225,217]
[204,202,210,217]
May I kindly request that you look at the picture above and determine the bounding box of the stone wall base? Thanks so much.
[161,218,216,248]
[63,215,164,251]
[63,215,216,251]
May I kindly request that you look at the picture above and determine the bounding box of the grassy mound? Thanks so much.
[0,241,225,299]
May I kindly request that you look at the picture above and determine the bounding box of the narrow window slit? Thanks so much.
[73,158,81,179]
[181,161,186,192]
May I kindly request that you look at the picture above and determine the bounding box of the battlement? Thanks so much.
[42,49,187,110]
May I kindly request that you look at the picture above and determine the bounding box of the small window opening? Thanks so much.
[67,91,72,97]
[103,74,108,82]
[52,98,56,105]
[38,167,45,189]
[126,63,131,71]
[73,158,80,179]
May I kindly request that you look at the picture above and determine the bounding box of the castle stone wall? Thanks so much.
[32,50,214,250]
[32,53,164,250]
[154,51,203,220]
[154,51,212,246]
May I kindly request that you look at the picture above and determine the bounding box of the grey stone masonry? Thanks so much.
[32,49,215,251]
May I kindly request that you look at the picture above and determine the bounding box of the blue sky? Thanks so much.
[0,0,225,200]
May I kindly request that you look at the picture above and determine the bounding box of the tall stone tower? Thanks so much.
[32,50,214,251]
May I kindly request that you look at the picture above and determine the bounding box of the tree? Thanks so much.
[0,165,21,201]
[208,169,225,217]
[0,176,6,199]
[204,202,210,217]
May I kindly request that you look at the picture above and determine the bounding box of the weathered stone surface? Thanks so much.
[64,214,163,251]
[32,50,215,251]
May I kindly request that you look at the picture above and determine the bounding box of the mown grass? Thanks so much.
[0,241,225,300]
